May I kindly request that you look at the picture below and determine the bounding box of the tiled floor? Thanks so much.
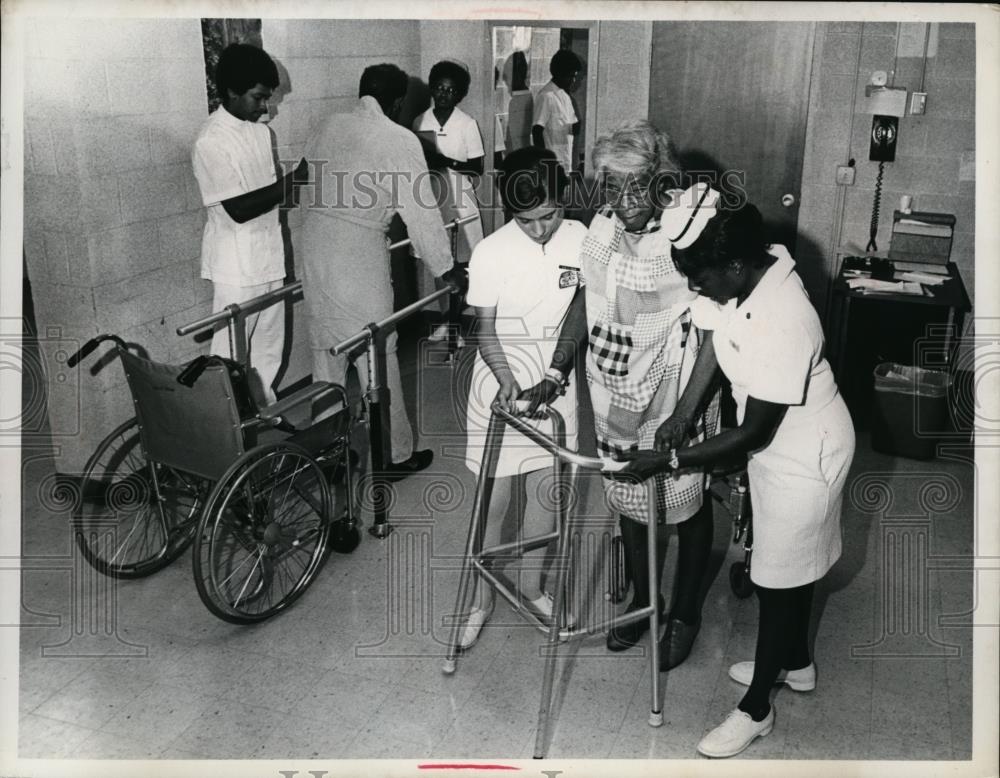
[16,330,975,763]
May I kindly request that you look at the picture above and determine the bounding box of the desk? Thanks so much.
[827,260,971,392]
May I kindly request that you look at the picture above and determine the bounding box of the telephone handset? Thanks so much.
[869,115,898,163]
[866,115,899,252]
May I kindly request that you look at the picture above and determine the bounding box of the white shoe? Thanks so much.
[459,607,490,649]
[728,661,816,691]
[697,707,775,758]
[528,591,577,629]
[428,323,451,342]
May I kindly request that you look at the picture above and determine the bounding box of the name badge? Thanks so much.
[558,267,582,289]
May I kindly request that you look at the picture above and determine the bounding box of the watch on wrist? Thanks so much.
[544,367,569,396]
[668,448,680,470]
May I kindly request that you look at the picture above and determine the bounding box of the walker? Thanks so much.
[442,401,664,759]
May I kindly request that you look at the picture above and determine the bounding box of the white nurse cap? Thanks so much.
[663,182,721,249]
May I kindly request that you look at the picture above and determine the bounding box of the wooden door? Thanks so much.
[649,22,815,251]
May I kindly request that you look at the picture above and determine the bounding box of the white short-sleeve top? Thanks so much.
[412,106,485,163]
[532,81,577,173]
[689,244,838,425]
[191,107,284,287]
[466,217,587,341]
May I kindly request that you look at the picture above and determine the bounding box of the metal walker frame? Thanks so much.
[443,402,665,759]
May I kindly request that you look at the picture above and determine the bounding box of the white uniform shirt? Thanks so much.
[532,81,577,173]
[689,244,838,425]
[465,217,588,476]
[192,107,284,287]
[466,218,586,339]
[413,106,485,163]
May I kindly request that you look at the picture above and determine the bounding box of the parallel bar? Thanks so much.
[387,214,479,250]
[330,286,456,356]
[176,281,303,336]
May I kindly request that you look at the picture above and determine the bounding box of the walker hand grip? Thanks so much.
[67,338,100,368]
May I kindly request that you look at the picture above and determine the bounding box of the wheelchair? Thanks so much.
[67,334,361,624]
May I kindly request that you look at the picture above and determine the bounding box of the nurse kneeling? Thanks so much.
[616,184,856,759]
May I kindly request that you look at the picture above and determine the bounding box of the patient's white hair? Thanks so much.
[591,120,681,182]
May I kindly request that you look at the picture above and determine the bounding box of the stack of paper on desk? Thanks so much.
[846,277,927,296]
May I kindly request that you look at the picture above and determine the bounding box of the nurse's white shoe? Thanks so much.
[459,602,493,650]
[527,591,576,629]
[728,661,816,691]
[697,707,774,758]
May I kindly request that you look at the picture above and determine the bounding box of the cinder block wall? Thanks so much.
[796,22,975,323]
[23,17,424,473]
[23,18,210,473]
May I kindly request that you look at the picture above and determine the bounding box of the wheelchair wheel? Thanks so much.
[729,561,755,599]
[74,419,203,578]
[193,441,332,623]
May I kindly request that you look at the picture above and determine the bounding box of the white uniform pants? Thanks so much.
[209,279,285,406]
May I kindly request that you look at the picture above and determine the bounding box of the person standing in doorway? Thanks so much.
[532,49,584,175]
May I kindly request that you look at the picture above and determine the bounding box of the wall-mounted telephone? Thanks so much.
[866,114,898,252]
[869,115,898,162]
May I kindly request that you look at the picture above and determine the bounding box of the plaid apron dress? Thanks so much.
[582,210,718,524]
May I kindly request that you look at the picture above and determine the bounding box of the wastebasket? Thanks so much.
[870,363,953,460]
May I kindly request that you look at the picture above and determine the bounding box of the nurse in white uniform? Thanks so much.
[617,185,856,759]
[459,147,587,649]
[413,61,485,340]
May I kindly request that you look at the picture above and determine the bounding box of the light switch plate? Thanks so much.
[910,92,927,115]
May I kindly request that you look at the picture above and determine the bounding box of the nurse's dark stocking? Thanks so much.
[738,583,810,721]
[785,581,815,671]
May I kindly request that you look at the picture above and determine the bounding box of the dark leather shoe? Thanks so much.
[659,617,701,671]
[382,449,434,482]
[607,595,666,652]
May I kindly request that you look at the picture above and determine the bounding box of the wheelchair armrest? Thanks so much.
[258,382,347,422]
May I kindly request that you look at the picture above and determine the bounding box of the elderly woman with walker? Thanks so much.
[521,120,720,669]
[616,185,857,757]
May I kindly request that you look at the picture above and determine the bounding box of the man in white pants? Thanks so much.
[192,43,308,410]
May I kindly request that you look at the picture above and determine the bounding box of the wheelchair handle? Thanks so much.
[176,355,228,388]
[67,334,128,368]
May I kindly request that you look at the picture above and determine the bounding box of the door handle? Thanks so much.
[781,193,796,207]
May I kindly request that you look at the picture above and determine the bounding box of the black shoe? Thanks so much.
[382,449,434,482]
[606,595,666,652]
[659,617,701,671]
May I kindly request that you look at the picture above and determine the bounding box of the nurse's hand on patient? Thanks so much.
[614,450,671,482]
[517,379,561,417]
[496,378,522,414]
[654,412,692,452]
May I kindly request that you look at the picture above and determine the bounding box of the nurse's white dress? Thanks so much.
[412,106,485,264]
[690,245,856,588]
[464,219,588,477]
